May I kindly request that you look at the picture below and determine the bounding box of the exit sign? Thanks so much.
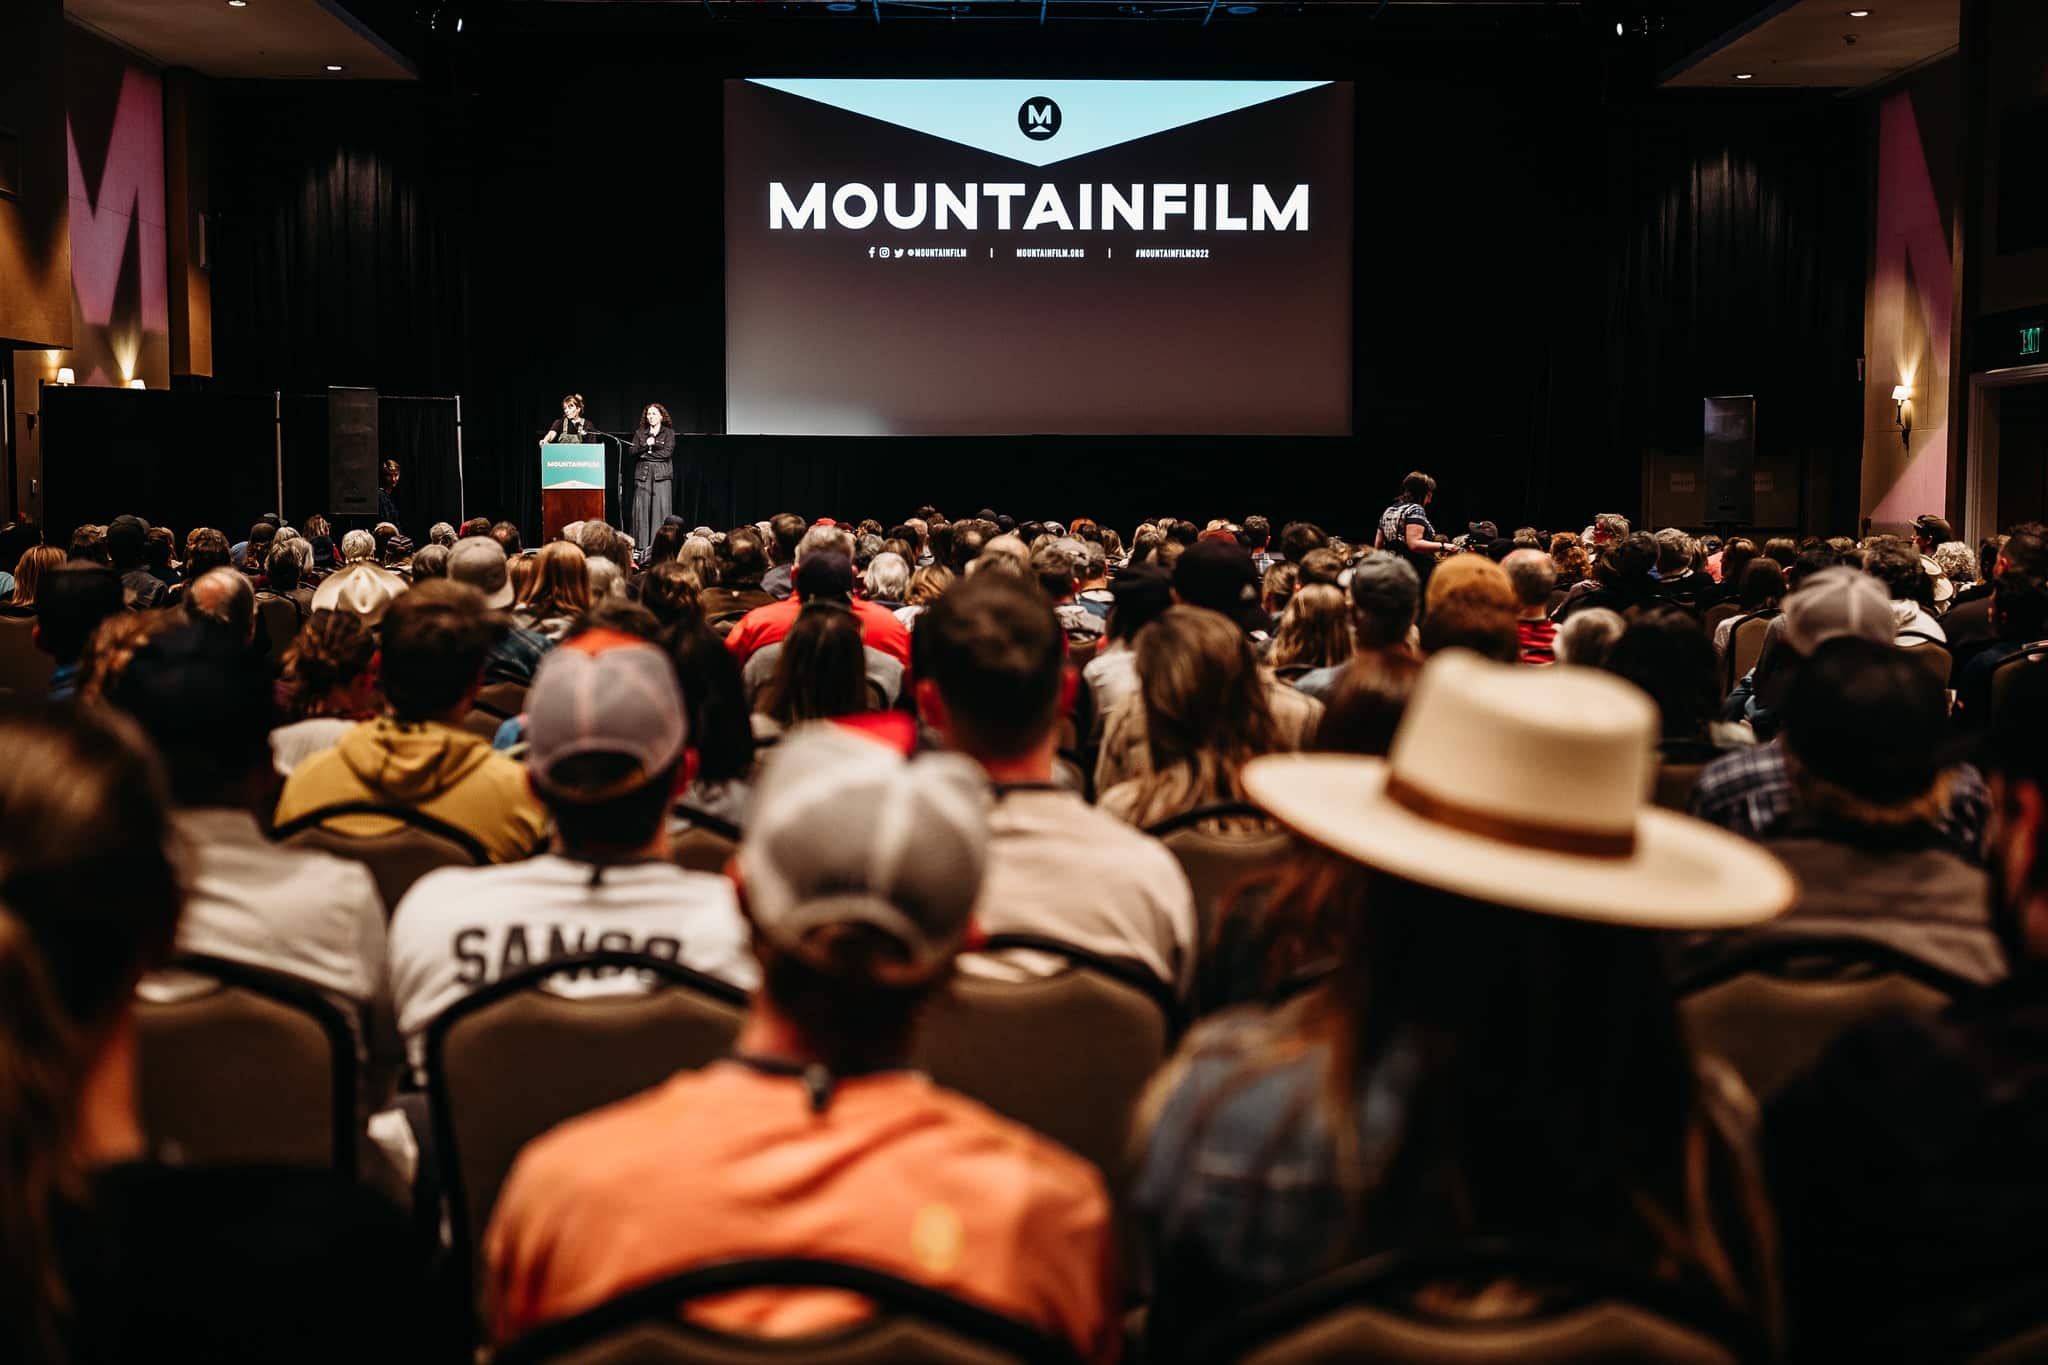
[2025,324,2044,358]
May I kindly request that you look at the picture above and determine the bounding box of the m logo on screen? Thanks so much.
[1018,97,1061,141]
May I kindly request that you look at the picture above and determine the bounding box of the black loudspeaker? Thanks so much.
[1703,395,1756,525]
[328,386,379,516]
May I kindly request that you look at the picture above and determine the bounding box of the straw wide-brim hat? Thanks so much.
[1242,651,1796,930]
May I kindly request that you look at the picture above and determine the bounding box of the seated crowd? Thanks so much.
[3,488,2048,1362]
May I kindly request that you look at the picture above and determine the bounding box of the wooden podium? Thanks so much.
[540,439,606,542]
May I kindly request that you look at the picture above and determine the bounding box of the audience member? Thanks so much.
[273,610,380,776]
[1604,608,1743,766]
[105,516,167,610]
[698,525,774,627]
[1954,570,2048,730]
[1132,653,1792,1357]
[1099,605,1284,829]
[310,558,407,627]
[1502,547,1558,663]
[184,566,257,644]
[917,575,1197,996]
[1552,605,1624,667]
[0,704,437,1363]
[1292,554,1419,701]
[448,536,553,686]
[513,541,591,642]
[264,540,317,617]
[725,526,912,667]
[1862,536,1947,643]
[113,626,390,1064]
[485,724,1114,1359]
[1031,540,1105,647]
[758,511,807,599]
[1766,659,2048,1358]
[1713,558,1785,657]
[1310,649,1422,756]
[7,544,65,608]
[35,567,124,700]
[388,631,757,1068]
[1683,636,2001,987]
[1694,568,1990,861]
[275,581,547,861]
[751,601,879,739]
[1267,582,1351,675]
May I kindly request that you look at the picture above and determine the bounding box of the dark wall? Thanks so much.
[206,23,1867,541]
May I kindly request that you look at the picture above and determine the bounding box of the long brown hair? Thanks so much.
[1106,605,1280,827]
[0,706,182,1360]
[1268,583,1353,672]
[516,541,591,618]
[1149,850,1780,1334]
[10,546,64,608]
[280,610,379,720]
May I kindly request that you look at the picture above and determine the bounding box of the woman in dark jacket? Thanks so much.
[628,402,676,552]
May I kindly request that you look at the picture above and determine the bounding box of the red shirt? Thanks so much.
[724,595,912,668]
[1517,618,1557,666]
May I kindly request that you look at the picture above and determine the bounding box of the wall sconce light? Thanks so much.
[54,368,74,385]
[127,378,146,390]
[1892,384,1912,447]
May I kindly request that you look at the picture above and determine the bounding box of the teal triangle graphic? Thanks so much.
[745,78,1330,168]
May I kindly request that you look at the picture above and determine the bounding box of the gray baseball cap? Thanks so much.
[1783,566,1895,655]
[525,634,687,797]
[738,724,992,971]
[447,536,514,609]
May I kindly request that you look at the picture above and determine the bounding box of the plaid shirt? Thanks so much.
[1688,738,1990,864]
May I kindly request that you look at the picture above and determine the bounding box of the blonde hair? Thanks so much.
[9,546,64,607]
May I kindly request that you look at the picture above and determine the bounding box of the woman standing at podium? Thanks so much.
[542,393,590,444]
[628,402,676,552]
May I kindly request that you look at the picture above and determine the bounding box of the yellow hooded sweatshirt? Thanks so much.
[274,717,548,864]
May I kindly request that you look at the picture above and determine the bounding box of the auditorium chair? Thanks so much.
[0,611,53,696]
[1990,642,2048,731]
[1722,611,1778,693]
[461,679,530,740]
[1653,764,1706,812]
[1678,936,1977,1103]
[1145,802,1295,954]
[274,799,491,914]
[427,950,750,1326]
[917,933,1177,1185]
[493,1258,1081,1365]
[133,953,356,1174]
[1184,1246,1758,1364]
[668,802,741,875]
[1897,631,1954,691]
[254,593,303,664]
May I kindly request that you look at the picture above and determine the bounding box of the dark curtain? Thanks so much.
[274,393,461,535]
[1603,97,1868,529]
[39,387,279,545]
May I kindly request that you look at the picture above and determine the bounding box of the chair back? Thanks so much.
[1146,802,1294,951]
[1725,612,1776,691]
[133,954,355,1172]
[476,679,530,719]
[428,951,749,1325]
[494,1258,1080,1365]
[1679,937,1974,1102]
[915,935,1174,1184]
[1991,642,2048,730]
[274,800,490,915]
[0,613,52,696]
[669,804,741,875]
[1653,763,1706,812]
[1897,630,1954,690]
[255,593,302,663]
[1195,1247,1756,1365]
